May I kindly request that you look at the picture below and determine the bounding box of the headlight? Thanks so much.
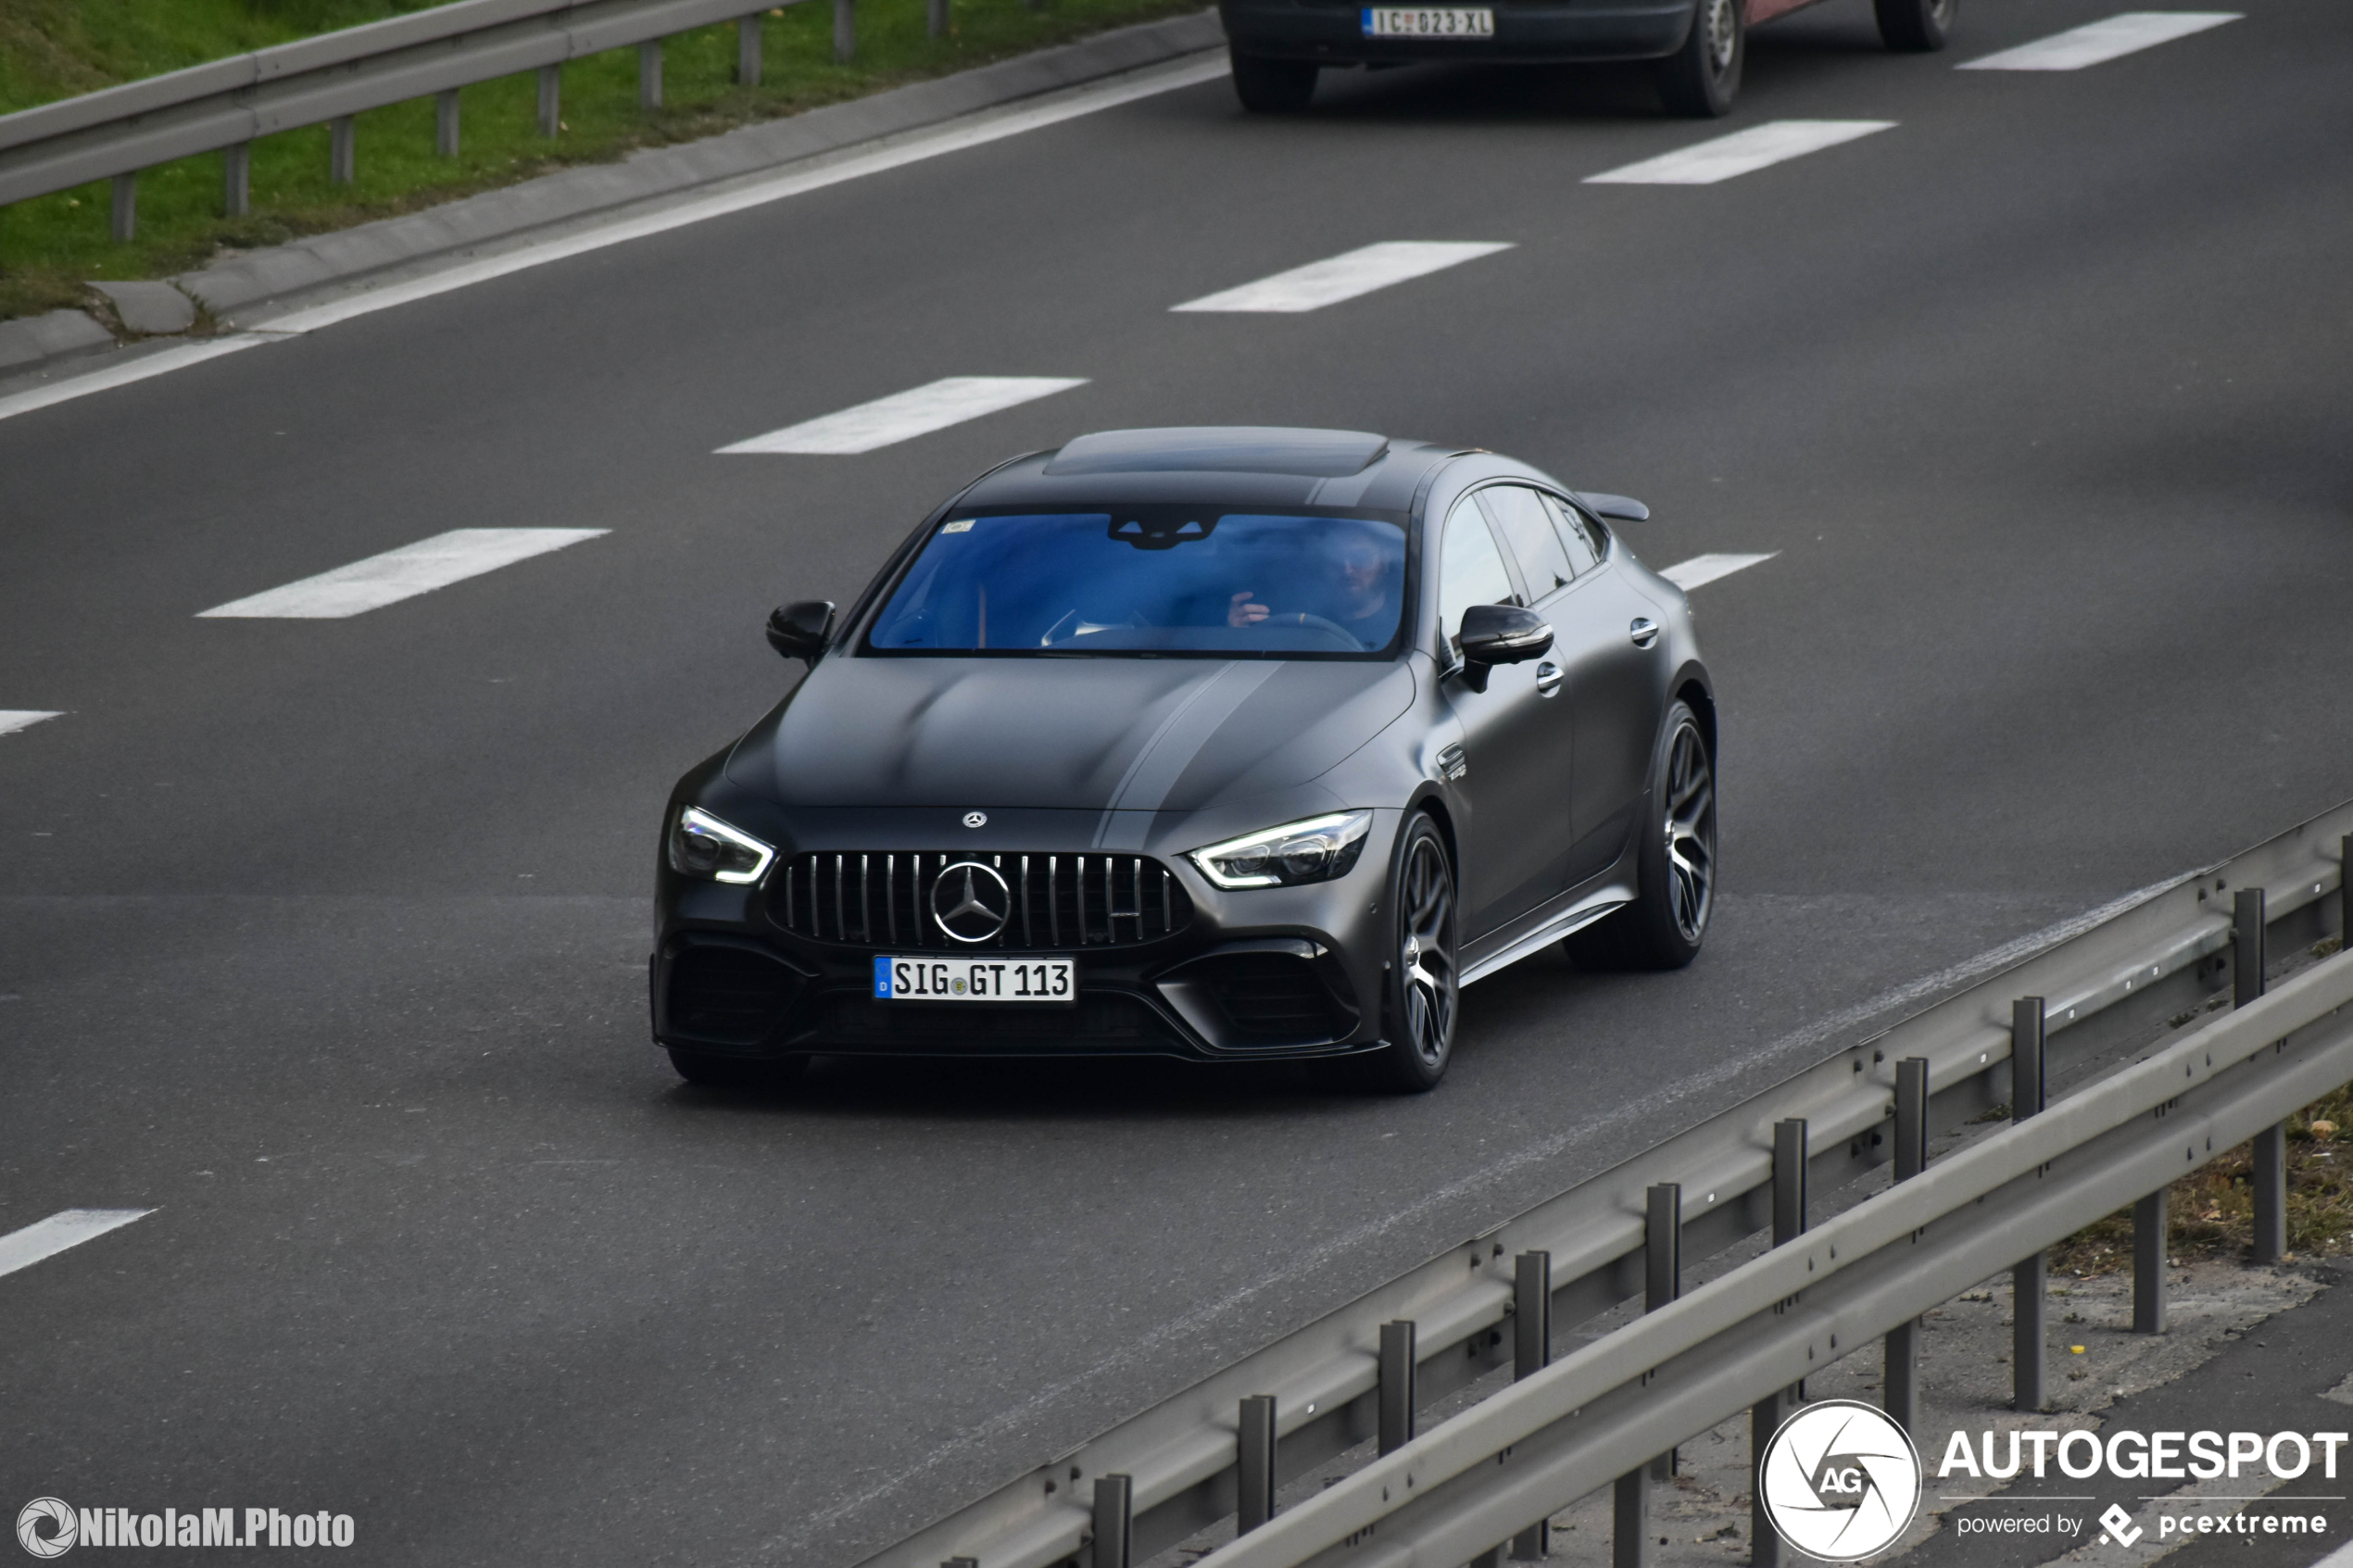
[1189,809,1374,890]
[667,806,775,884]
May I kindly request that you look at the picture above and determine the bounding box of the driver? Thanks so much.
[1227,526,1394,642]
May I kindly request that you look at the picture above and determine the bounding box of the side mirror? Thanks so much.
[1577,492,1650,523]
[1453,604,1554,691]
[766,600,836,665]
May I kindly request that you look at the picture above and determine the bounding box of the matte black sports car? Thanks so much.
[653,427,1715,1092]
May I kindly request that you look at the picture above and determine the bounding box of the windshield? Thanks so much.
[865,508,1409,657]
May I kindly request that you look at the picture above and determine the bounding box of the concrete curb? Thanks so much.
[0,7,1224,375]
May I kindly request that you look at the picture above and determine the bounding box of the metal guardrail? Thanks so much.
[0,0,904,238]
[859,798,2353,1568]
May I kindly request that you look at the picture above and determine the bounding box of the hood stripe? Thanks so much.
[1091,661,1282,850]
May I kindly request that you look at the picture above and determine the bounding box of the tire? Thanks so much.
[1564,701,1716,971]
[1231,48,1320,113]
[1873,0,1954,51]
[1653,0,1743,117]
[667,1048,807,1090]
[1353,814,1461,1093]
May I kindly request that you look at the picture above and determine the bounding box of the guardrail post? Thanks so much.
[1883,1060,1927,1433]
[110,172,136,242]
[2133,1188,2168,1334]
[1646,1183,1680,1481]
[1092,1474,1131,1568]
[1752,1119,1806,1568]
[835,0,857,61]
[2342,834,2351,947]
[930,0,950,36]
[1237,1395,1276,1533]
[538,64,562,136]
[2012,997,2047,1411]
[223,144,250,217]
[330,116,356,184]
[738,15,763,84]
[942,1558,976,1568]
[435,90,460,157]
[639,40,664,109]
[1612,1471,1649,1568]
[1511,1251,1552,1560]
[1378,1321,1415,1455]
[2236,887,2288,1262]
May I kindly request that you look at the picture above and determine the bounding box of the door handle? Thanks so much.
[1628,617,1660,648]
[1535,661,1563,696]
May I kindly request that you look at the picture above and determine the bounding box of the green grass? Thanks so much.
[0,0,1209,322]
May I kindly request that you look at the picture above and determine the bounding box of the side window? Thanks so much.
[1540,493,1606,576]
[1437,496,1516,649]
[1479,485,1576,600]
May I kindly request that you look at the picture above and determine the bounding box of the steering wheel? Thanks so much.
[1265,611,1365,650]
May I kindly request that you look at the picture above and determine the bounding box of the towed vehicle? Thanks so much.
[652,425,1716,1093]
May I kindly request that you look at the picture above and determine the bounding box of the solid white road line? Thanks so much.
[0,55,1228,429]
[1586,120,1896,185]
[0,1209,153,1281]
[1171,241,1516,313]
[1661,552,1778,589]
[716,376,1088,455]
[0,710,66,738]
[196,527,607,619]
[1959,11,2239,70]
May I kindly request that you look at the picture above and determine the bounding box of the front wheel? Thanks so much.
[1874,0,1955,51]
[1653,0,1743,117]
[1353,815,1460,1093]
[1231,49,1320,113]
[1565,701,1716,970]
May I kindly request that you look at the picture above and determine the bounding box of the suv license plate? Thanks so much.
[874,956,1075,1004]
[1362,7,1493,36]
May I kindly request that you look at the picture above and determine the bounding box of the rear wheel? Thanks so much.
[1353,815,1459,1093]
[667,1049,806,1090]
[1565,701,1715,970]
[1874,0,1955,51]
[1653,0,1743,117]
[1231,49,1320,112]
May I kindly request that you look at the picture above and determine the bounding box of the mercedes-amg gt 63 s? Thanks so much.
[653,427,1715,1092]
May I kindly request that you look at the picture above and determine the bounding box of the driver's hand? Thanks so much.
[1227,592,1270,628]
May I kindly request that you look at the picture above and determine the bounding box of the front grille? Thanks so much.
[665,943,799,1047]
[774,852,1191,950]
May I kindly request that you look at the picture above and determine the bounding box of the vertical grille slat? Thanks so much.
[775,850,1189,950]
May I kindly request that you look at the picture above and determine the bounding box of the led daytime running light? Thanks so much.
[1189,809,1374,890]
[670,806,776,885]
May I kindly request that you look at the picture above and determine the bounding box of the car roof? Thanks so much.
[957,426,1462,514]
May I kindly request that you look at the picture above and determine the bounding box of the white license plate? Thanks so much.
[1362,6,1494,36]
[874,955,1076,1004]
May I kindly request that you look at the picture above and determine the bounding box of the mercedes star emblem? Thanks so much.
[963,811,987,828]
[931,860,1012,944]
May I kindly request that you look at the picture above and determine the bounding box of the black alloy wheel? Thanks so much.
[1357,814,1460,1093]
[1874,0,1956,51]
[668,1048,808,1091]
[1654,0,1744,117]
[1231,49,1320,112]
[1567,701,1716,970]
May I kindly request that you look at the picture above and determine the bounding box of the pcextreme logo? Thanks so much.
[15,1499,356,1556]
[1759,1400,1926,1562]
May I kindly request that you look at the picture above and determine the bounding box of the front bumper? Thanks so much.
[1219,0,1695,63]
[650,809,1398,1063]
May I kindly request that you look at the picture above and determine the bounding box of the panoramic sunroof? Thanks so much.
[1042,426,1390,479]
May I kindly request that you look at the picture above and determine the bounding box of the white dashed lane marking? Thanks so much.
[1959,11,2239,70]
[0,1209,152,1281]
[1171,242,1516,313]
[196,528,607,619]
[0,710,65,738]
[717,376,1088,455]
[1661,553,1778,589]
[1586,121,1896,185]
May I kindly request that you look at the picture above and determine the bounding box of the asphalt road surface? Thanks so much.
[4,0,2351,1562]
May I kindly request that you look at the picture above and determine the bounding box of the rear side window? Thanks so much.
[1540,493,1606,575]
[1479,485,1576,600]
[1437,497,1516,648]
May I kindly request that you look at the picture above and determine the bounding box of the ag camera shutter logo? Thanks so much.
[17,1499,77,1559]
[1760,1400,1923,1561]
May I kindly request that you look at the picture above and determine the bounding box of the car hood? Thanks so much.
[726,656,1415,814]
